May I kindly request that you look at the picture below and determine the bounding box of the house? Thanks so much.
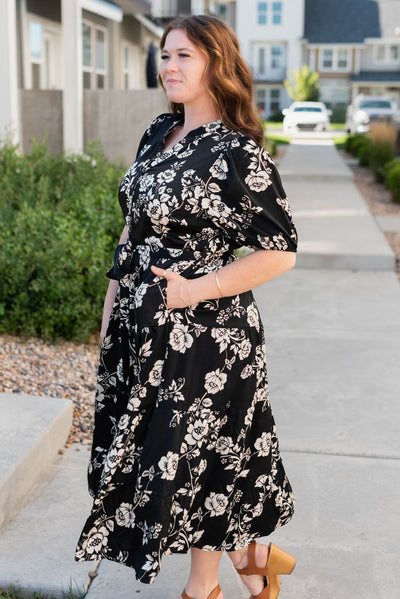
[303,0,400,110]
[235,0,305,118]
[228,0,400,118]
[1,0,167,164]
[151,0,234,26]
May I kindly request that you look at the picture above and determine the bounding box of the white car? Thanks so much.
[345,95,399,133]
[282,101,331,133]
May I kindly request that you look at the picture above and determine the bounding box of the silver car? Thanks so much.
[345,95,399,133]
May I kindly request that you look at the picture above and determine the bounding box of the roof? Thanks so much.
[350,70,400,81]
[304,0,400,44]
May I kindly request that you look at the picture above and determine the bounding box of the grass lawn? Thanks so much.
[264,121,283,130]
[264,122,346,131]
[333,135,349,149]
[266,132,291,145]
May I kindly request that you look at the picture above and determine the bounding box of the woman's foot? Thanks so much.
[229,543,270,596]
[179,585,223,599]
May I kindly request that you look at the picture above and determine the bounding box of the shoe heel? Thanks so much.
[268,543,296,575]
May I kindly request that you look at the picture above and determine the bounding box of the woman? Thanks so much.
[76,15,297,599]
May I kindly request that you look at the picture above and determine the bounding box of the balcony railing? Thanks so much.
[252,68,287,82]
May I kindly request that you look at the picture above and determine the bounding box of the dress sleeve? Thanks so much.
[206,136,297,252]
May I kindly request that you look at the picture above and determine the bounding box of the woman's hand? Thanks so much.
[150,266,192,309]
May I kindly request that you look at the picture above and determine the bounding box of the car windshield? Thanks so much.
[293,106,322,112]
[359,100,392,109]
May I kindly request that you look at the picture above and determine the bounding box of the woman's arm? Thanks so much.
[100,225,129,340]
[151,249,296,310]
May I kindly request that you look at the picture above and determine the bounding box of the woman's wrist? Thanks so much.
[189,271,224,305]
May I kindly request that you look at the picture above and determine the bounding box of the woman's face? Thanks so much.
[160,29,210,108]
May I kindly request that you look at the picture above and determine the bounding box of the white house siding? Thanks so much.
[304,45,357,107]
[0,0,20,145]
[361,40,400,72]
[236,0,305,117]
[0,0,164,156]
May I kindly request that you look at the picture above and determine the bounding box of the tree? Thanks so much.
[284,65,320,102]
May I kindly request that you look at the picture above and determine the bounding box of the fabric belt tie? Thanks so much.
[106,240,233,281]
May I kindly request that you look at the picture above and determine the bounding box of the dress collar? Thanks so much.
[161,114,223,153]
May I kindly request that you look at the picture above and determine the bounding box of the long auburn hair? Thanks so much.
[159,15,264,145]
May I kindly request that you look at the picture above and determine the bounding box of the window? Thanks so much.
[337,48,348,68]
[217,3,227,19]
[390,45,399,60]
[82,22,107,89]
[256,88,267,112]
[272,2,282,25]
[256,87,281,117]
[257,2,267,25]
[192,0,205,15]
[322,49,333,69]
[320,47,350,71]
[95,29,106,88]
[258,48,266,75]
[29,21,42,89]
[270,88,280,112]
[375,44,399,63]
[271,45,283,69]
[123,46,129,89]
[377,46,385,61]
[29,20,55,90]
[319,80,349,106]
[82,23,91,68]
[254,44,285,77]
[30,22,42,60]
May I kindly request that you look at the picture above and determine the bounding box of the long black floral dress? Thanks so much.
[75,113,298,584]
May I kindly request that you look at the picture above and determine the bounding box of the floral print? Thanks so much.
[75,114,297,583]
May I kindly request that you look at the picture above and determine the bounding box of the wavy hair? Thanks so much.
[159,15,264,145]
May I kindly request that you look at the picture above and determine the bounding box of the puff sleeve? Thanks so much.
[205,136,297,252]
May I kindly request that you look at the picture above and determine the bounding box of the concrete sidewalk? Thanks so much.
[279,140,394,270]
[0,141,399,599]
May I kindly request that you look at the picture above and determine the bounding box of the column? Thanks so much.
[61,0,83,153]
[0,0,20,145]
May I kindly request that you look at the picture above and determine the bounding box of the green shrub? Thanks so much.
[368,141,395,182]
[267,111,284,123]
[345,133,368,155]
[385,162,400,203]
[330,104,346,124]
[0,139,125,341]
[264,137,277,156]
[384,157,400,173]
[357,136,373,167]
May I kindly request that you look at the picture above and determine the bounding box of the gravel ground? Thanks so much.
[0,334,98,447]
[1,146,399,447]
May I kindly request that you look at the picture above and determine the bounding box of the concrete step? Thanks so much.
[0,393,73,532]
[278,142,395,271]
[0,444,94,598]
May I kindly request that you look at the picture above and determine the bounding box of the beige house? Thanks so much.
[1,0,167,164]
